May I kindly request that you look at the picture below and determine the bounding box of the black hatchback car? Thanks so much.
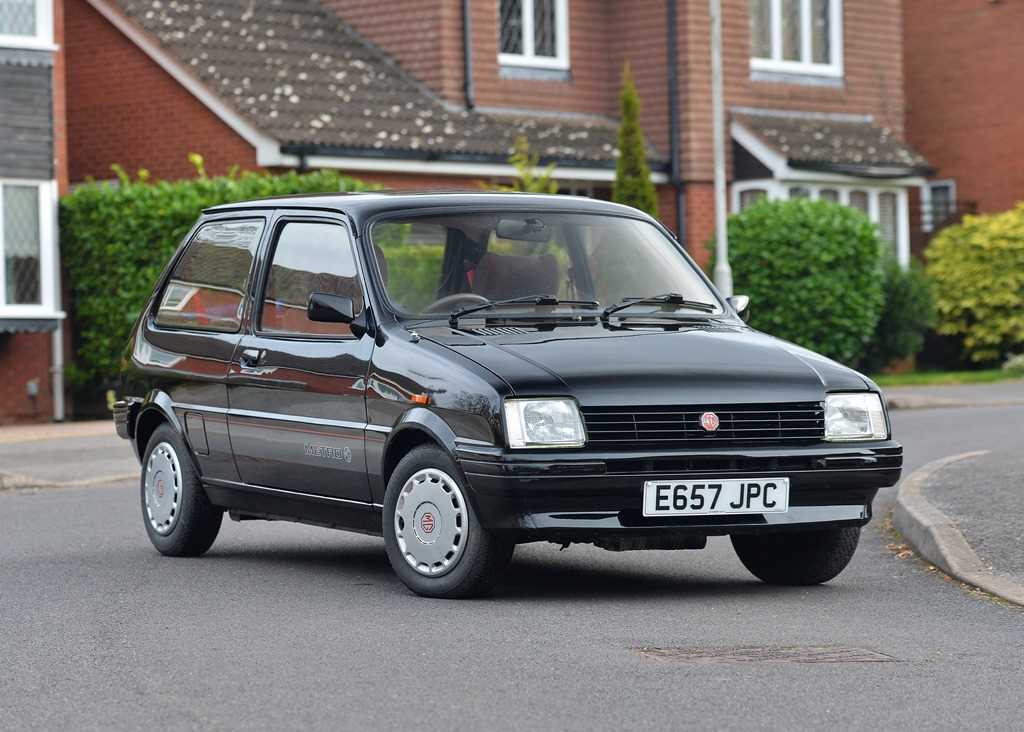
[114,192,901,598]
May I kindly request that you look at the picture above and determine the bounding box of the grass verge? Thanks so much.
[873,369,1024,387]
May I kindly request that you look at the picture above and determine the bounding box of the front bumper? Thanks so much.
[458,441,902,542]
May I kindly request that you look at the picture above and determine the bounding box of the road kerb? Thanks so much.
[0,471,137,492]
[894,450,1024,607]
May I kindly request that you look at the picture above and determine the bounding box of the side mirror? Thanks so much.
[727,294,751,323]
[308,293,355,323]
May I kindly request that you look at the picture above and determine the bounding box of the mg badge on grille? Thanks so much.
[700,412,720,432]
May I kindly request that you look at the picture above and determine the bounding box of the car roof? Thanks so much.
[203,190,655,225]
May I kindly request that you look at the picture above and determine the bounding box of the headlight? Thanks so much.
[824,393,888,441]
[504,398,586,448]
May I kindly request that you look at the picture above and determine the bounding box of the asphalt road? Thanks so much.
[2,406,1023,731]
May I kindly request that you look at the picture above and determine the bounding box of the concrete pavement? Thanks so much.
[883,378,1024,410]
[0,420,137,490]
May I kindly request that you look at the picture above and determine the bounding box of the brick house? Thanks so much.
[904,0,1024,242]
[0,0,68,423]
[65,0,929,262]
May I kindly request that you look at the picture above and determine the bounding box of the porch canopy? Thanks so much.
[729,109,933,267]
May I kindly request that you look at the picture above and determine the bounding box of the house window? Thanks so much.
[739,188,767,210]
[749,0,842,77]
[923,180,956,231]
[3,185,40,305]
[0,0,53,49]
[499,0,569,70]
[0,179,57,315]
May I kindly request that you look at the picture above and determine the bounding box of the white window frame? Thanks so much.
[921,179,956,232]
[749,0,843,78]
[731,178,910,268]
[0,0,56,51]
[0,178,62,319]
[498,0,570,70]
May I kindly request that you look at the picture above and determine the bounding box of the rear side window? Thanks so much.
[155,219,264,332]
[259,221,363,337]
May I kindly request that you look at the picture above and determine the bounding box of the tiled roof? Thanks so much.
[115,0,659,168]
[734,111,932,178]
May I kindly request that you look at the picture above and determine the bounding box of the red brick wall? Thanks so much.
[904,0,1024,215]
[64,0,259,183]
[0,334,53,424]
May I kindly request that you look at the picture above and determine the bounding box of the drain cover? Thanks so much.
[635,645,897,664]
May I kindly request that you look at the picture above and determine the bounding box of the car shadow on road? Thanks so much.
[200,540,844,603]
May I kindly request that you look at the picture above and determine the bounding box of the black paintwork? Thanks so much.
[116,192,901,544]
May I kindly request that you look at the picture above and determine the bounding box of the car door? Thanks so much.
[143,216,268,482]
[226,213,374,503]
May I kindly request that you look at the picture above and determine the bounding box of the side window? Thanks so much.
[260,221,363,337]
[155,219,264,332]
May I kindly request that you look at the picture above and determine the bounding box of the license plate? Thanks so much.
[642,478,790,517]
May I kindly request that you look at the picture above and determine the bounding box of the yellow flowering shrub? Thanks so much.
[925,203,1024,363]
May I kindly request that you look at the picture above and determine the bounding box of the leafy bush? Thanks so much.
[925,202,1024,364]
[60,164,372,392]
[728,199,885,364]
[1003,353,1024,376]
[858,258,936,373]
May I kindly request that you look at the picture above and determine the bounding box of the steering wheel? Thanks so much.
[423,292,490,314]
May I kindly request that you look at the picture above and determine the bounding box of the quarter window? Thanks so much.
[0,0,53,48]
[499,0,569,69]
[260,222,363,338]
[749,0,842,77]
[155,220,264,332]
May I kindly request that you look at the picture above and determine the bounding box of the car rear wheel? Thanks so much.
[383,445,513,598]
[731,527,861,585]
[140,424,223,557]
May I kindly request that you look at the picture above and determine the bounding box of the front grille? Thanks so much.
[582,402,825,448]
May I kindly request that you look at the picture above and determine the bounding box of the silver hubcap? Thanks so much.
[394,468,467,577]
[145,442,182,535]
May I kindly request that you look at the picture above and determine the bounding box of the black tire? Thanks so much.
[140,424,223,557]
[731,527,861,585]
[383,445,514,599]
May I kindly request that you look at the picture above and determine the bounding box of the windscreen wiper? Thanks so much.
[600,292,716,323]
[449,295,600,328]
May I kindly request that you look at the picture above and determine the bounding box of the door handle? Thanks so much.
[239,347,263,368]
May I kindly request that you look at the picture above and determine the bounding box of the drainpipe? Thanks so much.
[462,0,476,109]
[666,0,686,245]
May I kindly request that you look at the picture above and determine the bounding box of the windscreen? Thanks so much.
[370,211,721,317]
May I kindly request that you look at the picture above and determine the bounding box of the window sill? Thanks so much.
[0,37,58,52]
[499,65,571,82]
[750,68,844,88]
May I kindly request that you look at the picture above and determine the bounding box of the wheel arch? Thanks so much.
[133,392,185,460]
[381,408,461,489]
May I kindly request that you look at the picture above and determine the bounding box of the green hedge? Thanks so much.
[925,202,1024,364]
[60,166,372,392]
[858,258,936,373]
[727,199,885,365]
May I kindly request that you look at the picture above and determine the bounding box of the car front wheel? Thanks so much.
[731,527,861,585]
[140,424,223,557]
[383,445,513,598]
